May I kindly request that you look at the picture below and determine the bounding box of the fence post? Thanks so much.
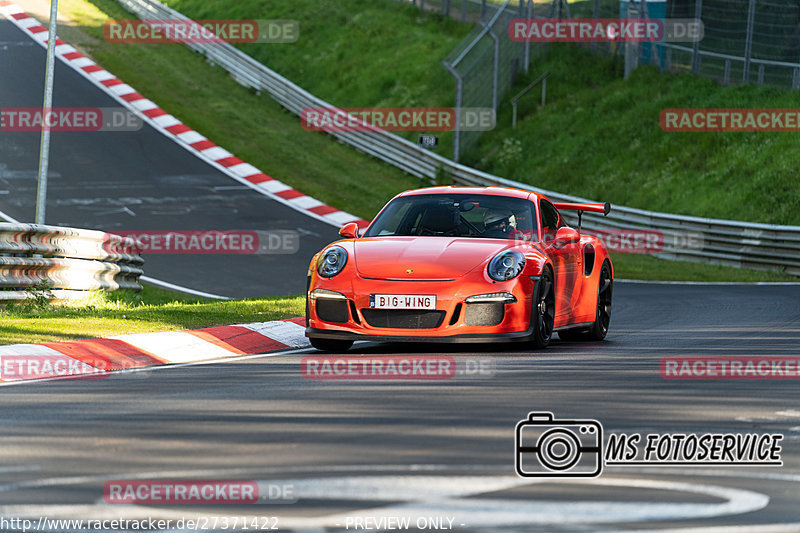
[723,59,730,85]
[793,67,800,90]
[742,0,756,82]
[481,0,487,21]
[444,61,463,162]
[523,0,532,72]
[443,0,450,17]
[486,22,500,111]
[691,0,703,73]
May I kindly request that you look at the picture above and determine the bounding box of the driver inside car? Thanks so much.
[483,209,518,239]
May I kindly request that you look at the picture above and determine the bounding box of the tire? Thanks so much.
[530,268,555,349]
[558,260,612,341]
[310,338,354,352]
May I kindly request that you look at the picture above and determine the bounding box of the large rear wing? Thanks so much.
[553,202,611,231]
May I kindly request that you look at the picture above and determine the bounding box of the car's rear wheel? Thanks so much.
[310,338,354,352]
[558,260,612,341]
[530,268,555,349]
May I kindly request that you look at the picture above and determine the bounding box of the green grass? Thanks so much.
[43,0,799,286]
[0,284,303,345]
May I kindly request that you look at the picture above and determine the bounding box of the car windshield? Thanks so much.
[364,193,538,241]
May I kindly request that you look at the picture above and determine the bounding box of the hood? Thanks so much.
[354,237,513,280]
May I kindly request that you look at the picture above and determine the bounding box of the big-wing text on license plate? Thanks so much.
[369,294,436,310]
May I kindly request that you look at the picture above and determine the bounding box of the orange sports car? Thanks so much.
[305,186,613,352]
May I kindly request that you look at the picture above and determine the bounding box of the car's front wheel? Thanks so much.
[530,268,555,349]
[309,338,354,352]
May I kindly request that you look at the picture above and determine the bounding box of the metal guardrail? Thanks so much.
[117,0,800,277]
[0,224,144,300]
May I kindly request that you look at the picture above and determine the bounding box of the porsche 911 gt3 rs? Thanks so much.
[305,186,613,352]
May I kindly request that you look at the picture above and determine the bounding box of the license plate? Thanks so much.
[369,294,436,310]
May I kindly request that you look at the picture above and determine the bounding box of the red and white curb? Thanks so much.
[0,317,310,383]
[0,1,369,229]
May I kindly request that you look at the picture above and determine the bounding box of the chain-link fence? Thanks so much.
[399,0,800,160]
[662,0,800,89]
[398,0,614,162]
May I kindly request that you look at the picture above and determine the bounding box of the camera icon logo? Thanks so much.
[515,412,603,478]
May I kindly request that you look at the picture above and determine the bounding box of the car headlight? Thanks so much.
[317,246,348,278]
[487,250,525,281]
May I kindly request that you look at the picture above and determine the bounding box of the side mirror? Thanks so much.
[553,226,580,248]
[338,222,360,239]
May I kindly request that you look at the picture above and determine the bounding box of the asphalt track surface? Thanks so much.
[1,282,799,531]
[0,19,340,298]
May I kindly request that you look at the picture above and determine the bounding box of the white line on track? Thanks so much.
[138,275,230,300]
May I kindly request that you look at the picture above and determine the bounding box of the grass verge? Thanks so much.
[0,284,303,345]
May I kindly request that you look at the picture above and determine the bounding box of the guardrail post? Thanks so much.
[742,0,756,82]
[757,64,764,85]
[724,59,730,85]
[793,67,800,89]
[691,0,703,74]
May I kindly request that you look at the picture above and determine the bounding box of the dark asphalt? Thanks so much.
[0,19,340,297]
[0,282,799,531]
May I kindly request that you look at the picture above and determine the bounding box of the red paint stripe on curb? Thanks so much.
[276,189,304,200]
[62,51,83,60]
[243,173,273,184]
[308,205,339,216]
[217,156,244,168]
[82,64,103,74]
[166,124,191,135]
[11,13,27,19]
[121,92,145,102]
[191,140,216,151]
[190,326,290,354]
[28,25,46,33]
[42,339,167,371]
[101,78,124,87]
[142,107,167,119]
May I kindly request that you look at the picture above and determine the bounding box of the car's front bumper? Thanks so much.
[306,274,539,342]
